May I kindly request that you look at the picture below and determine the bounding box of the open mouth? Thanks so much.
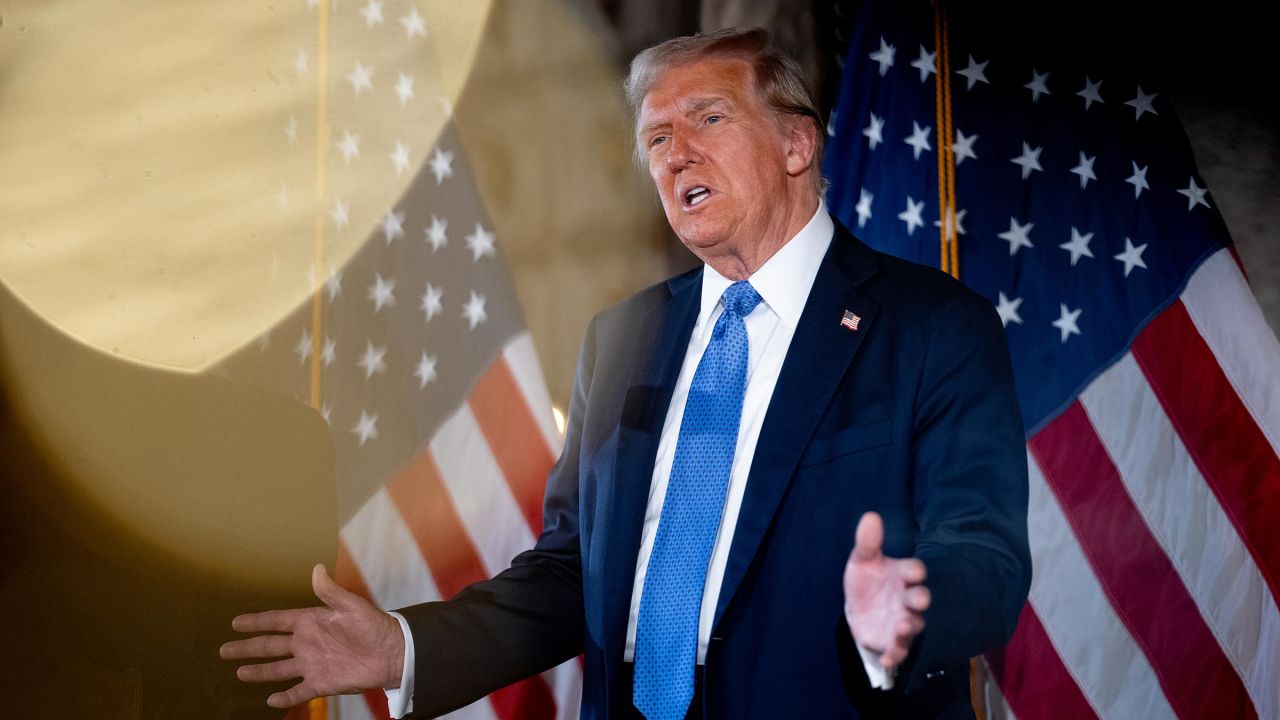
[683,186,711,207]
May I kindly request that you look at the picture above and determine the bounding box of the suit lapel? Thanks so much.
[601,268,701,663]
[713,227,881,626]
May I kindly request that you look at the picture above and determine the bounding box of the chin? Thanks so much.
[677,232,726,256]
[674,220,728,248]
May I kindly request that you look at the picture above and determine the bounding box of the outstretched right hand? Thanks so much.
[220,563,406,709]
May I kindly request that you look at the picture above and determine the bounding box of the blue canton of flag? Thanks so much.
[823,1,1230,433]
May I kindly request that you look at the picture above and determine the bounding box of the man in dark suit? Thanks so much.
[223,28,1030,718]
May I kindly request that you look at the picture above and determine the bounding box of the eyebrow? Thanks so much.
[684,96,729,114]
[638,96,731,137]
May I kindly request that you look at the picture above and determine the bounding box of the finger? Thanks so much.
[880,621,919,666]
[895,613,926,640]
[268,680,319,710]
[232,609,304,633]
[853,512,884,562]
[219,634,292,660]
[236,657,300,684]
[896,558,928,585]
[312,563,360,612]
[904,585,932,612]
[879,642,908,670]
[880,613,926,669]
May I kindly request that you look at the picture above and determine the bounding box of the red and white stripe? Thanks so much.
[502,334,567,461]
[335,332,582,720]
[988,248,1280,719]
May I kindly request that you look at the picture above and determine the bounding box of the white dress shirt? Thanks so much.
[386,202,887,719]
[623,202,833,664]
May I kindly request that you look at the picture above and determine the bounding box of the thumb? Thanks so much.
[853,512,884,562]
[312,563,357,610]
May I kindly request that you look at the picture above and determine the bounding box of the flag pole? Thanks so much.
[308,0,330,414]
[307,0,330,716]
[933,2,983,715]
[933,0,960,280]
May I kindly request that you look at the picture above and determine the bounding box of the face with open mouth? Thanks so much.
[638,58,799,274]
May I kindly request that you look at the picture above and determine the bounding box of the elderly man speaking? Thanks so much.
[222,28,1030,719]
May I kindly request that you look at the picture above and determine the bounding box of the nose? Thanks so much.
[664,131,701,172]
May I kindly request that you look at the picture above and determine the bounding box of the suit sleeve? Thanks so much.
[395,318,597,717]
[898,289,1032,695]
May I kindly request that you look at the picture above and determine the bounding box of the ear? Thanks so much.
[783,115,819,178]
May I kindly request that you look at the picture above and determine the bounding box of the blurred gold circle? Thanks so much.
[0,0,492,589]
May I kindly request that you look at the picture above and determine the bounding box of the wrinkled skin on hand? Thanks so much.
[220,564,406,709]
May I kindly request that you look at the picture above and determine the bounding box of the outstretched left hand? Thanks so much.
[843,512,931,671]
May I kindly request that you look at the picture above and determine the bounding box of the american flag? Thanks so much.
[214,2,582,718]
[824,2,1280,718]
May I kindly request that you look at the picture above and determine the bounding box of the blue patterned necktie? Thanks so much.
[633,280,763,720]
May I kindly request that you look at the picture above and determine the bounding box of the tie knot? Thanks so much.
[721,281,762,319]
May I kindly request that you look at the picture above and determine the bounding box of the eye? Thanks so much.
[705,114,723,125]
[648,134,668,148]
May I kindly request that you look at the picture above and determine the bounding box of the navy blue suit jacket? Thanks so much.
[401,224,1031,718]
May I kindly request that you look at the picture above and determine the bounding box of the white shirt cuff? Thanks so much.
[856,641,896,690]
[384,611,415,718]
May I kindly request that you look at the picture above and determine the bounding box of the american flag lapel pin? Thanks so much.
[840,309,861,331]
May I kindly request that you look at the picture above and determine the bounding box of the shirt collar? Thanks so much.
[699,200,834,329]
